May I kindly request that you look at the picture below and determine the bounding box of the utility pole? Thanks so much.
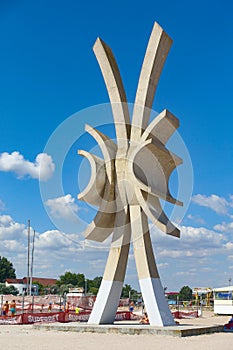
[30,229,36,296]
[84,278,87,295]
[27,219,30,295]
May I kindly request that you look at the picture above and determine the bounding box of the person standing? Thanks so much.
[3,301,9,316]
[10,300,16,316]
[48,302,52,312]
[129,301,134,312]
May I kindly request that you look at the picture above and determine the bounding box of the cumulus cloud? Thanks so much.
[0,151,55,181]
[3,240,25,253]
[151,224,226,268]
[0,214,85,278]
[151,224,224,249]
[36,230,72,250]
[180,225,224,247]
[45,194,79,220]
[192,194,233,215]
[0,215,26,240]
[214,222,233,233]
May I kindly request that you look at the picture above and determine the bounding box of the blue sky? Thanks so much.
[0,0,233,292]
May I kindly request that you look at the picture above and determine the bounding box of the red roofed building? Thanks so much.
[22,277,57,287]
[5,277,57,295]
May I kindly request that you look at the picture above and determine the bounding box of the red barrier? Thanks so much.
[22,312,61,324]
[172,311,198,319]
[0,310,133,325]
[67,311,90,322]
[0,315,23,325]
[115,311,131,321]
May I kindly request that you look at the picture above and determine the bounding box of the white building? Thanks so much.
[5,278,27,295]
[66,287,85,297]
[213,286,233,314]
[5,277,57,295]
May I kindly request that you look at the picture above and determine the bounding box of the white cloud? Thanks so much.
[187,214,205,224]
[159,249,183,258]
[229,195,233,208]
[0,199,6,211]
[224,242,233,250]
[3,240,25,253]
[151,224,224,251]
[0,215,12,226]
[180,225,224,248]
[45,194,79,220]
[0,151,55,181]
[192,194,233,215]
[214,222,233,233]
[36,230,72,250]
[0,215,26,240]
[175,271,196,276]
[149,224,228,289]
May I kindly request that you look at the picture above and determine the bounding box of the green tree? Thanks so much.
[57,272,85,287]
[0,256,16,282]
[86,276,102,293]
[58,283,73,296]
[88,287,99,295]
[50,284,59,294]
[91,276,102,288]
[0,283,18,295]
[121,284,139,301]
[121,284,132,298]
[179,286,193,301]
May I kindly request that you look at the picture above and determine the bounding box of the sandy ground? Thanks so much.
[0,311,232,350]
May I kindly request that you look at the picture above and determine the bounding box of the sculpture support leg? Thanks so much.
[88,211,130,324]
[130,205,175,326]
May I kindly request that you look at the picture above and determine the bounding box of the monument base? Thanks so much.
[33,322,223,337]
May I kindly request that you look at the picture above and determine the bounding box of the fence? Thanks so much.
[0,294,201,324]
[0,294,136,325]
[0,294,97,315]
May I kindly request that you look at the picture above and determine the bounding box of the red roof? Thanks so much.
[6,278,23,284]
[6,277,57,286]
[22,277,57,287]
[165,292,179,295]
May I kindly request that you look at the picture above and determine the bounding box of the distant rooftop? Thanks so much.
[6,277,57,286]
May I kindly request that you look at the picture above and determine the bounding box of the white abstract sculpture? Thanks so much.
[78,22,183,326]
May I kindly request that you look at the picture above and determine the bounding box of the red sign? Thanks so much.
[0,315,22,324]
